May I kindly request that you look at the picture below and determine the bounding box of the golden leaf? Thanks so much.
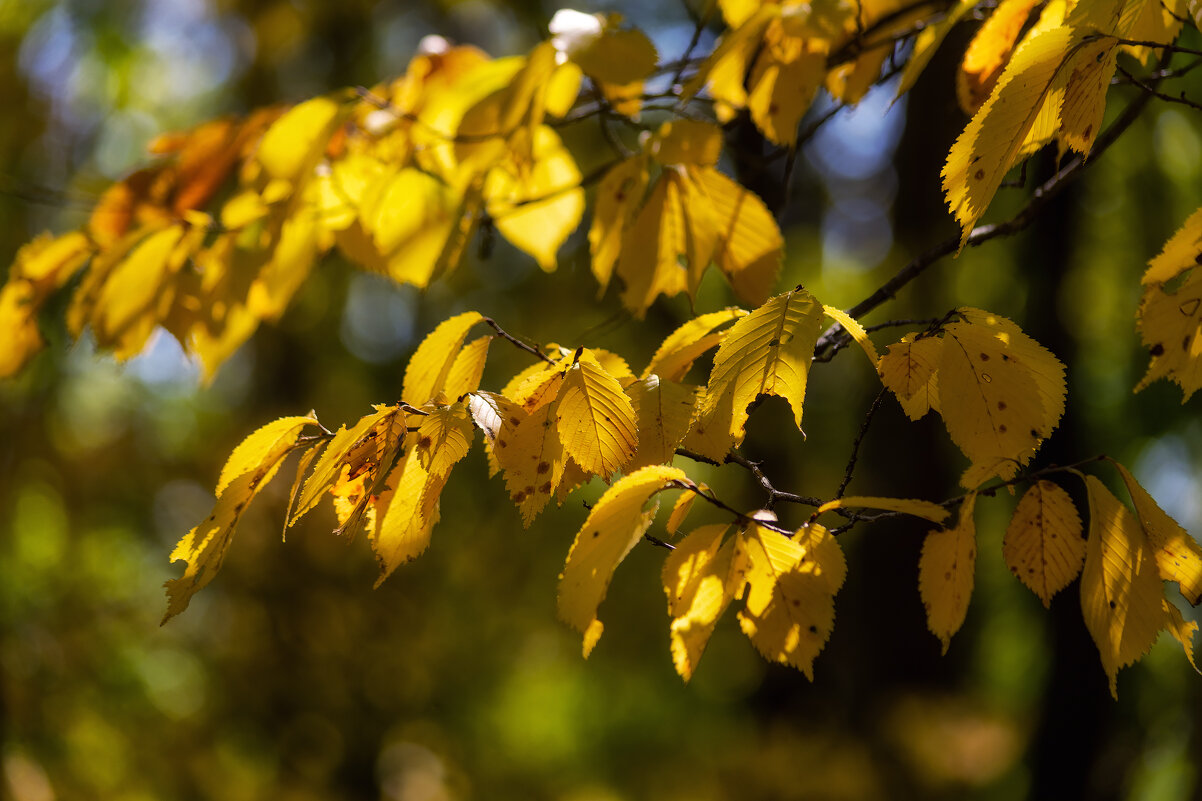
[1002,480,1085,606]
[500,401,568,527]
[689,168,783,306]
[818,496,951,524]
[626,375,700,469]
[589,156,651,295]
[956,0,1042,115]
[1136,208,1202,398]
[416,403,475,479]
[290,405,398,526]
[558,465,689,655]
[1080,476,1168,697]
[555,349,639,477]
[878,332,943,421]
[443,336,492,400]
[403,311,485,405]
[371,449,448,585]
[643,307,747,382]
[822,305,879,366]
[1113,461,1202,605]
[663,524,735,681]
[918,493,978,653]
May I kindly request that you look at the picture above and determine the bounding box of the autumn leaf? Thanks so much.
[416,403,475,479]
[663,524,735,681]
[956,0,1042,115]
[164,415,320,623]
[817,496,950,524]
[1002,480,1085,606]
[878,332,943,421]
[500,401,568,526]
[1112,461,1202,605]
[643,308,747,382]
[626,375,700,469]
[403,311,485,405]
[1080,476,1168,697]
[559,465,689,655]
[555,349,639,477]
[1136,207,1202,399]
[919,493,978,653]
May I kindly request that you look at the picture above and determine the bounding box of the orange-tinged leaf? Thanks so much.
[643,307,747,382]
[939,319,1052,487]
[1002,480,1085,606]
[731,522,841,679]
[956,0,1042,115]
[878,332,943,421]
[627,375,700,469]
[558,465,689,655]
[403,312,485,405]
[1113,461,1202,605]
[590,156,651,294]
[1080,476,1167,697]
[416,403,475,479]
[818,496,950,524]
[943,26,1085,246]
[501,401,568,526]
[689,168,782,307]
[555,349,639,476]
[703,286,825,439]
[663,524,735,681]
[919,493,978,653]
[290,406,397,526]
[164,415,315,623]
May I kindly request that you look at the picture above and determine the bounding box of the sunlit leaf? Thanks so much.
[1113,461,1202,605]
[663,524,735,681]
[403,312,485,405]
[817,496,950,524]
[556,349,639,476]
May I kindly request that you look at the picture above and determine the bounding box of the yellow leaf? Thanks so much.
[217,415,320,497]
[957,308,1066,439]
[1002,480,1085,606]
[0,284,45,379]
[555,349,639,476]
[1122,0,1185,66]
[818,496,951,524]
[896,0,977,99]
[663,524,735,681]
[666,482,709,534]
[822,305,879,366]
[247,211,321,320]
[943,26,1086,246]
[501,401,568,526]
[403,311,485,405]
[703,286,825,439]
[731,522,842,679]
[91,224,188,354]
[679,386,738,463]
[589,156,651,295]
[1113,461,1202,605]
[643,307,747,382]
[746,33,826,145]
[558,465,689,655]
[689,168,783,307]
[939,319,1053,487]
[1081,475,1167,697]
[795,522,847,593]
[163,415,315,623]
[681,6,780,108]
[416,403,475,479]
[1162,599,1201,674]
[551,11,659,85]
[1136,210,1202,398]
[290,405,398,526]
[361,166,461,287]
[1057,37,1118,156]
[0,230,91,376]
[918,493,978,653]
[371,449,448,585]
[486,126,584,272]
[256,96,346,188]
[878,332,943,421]
[627,375,701,469]
[616,171,714,316]
[956,0,1042,115]
[651,120,724,168]
[443,336,491,400]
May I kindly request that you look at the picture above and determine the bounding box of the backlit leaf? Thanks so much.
[878,332,943,421]
[663,524,735,681]
[257,96,346,188]
[416,403,475,479]
[403,312,485,405]
[590,156,651,295]
[559,465,689,655]
[1002,480,1085,606]
[501,401,568,526]
[703,286,825,440]
[822,305,879,367]
[956,0,1042,115]
[291,405,397,526]
[1113,461,1202,605]
[556,349,639,476]
[818,496,950,524]
[1081,476,1167,697]
[443,336,491,400]
[643,307,747,382]
[1136,208,1202,399]
[919,493,978,653]
[689,168,783,306]
[217,415,320,497]
[627,375,700,469]
[371,449,448,585]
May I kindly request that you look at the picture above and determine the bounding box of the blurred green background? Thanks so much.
[1,1,1201,799]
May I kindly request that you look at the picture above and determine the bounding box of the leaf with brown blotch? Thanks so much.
[1003,480,1085,606]
[1080,476,1168,698]
[919,493,978,654]
[559,465,689,656]
[1113,461,1202,605]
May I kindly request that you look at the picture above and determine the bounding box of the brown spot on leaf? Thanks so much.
[540,481,552,494]
[808,625,818,633]
[508,416,520,427]
[997,401,1007,411]
[979,352,990,361]
[498,438,508,448]
[999,424,1007,433]
[1150,343,1165,357]
[512,490,526,503]
[418,436,432,450]
[1181,298,1201,316]
[974,169,985,180]
[537,461,550,474]
[1083,124,1092,139]
[1109,600,1116,609]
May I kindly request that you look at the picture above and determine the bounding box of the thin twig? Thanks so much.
[835,388,887,498]
[483,317,556,364]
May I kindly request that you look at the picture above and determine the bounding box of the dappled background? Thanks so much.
[1,0,1201,799]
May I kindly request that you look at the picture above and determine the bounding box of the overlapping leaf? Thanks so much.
[663,524,735,681]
